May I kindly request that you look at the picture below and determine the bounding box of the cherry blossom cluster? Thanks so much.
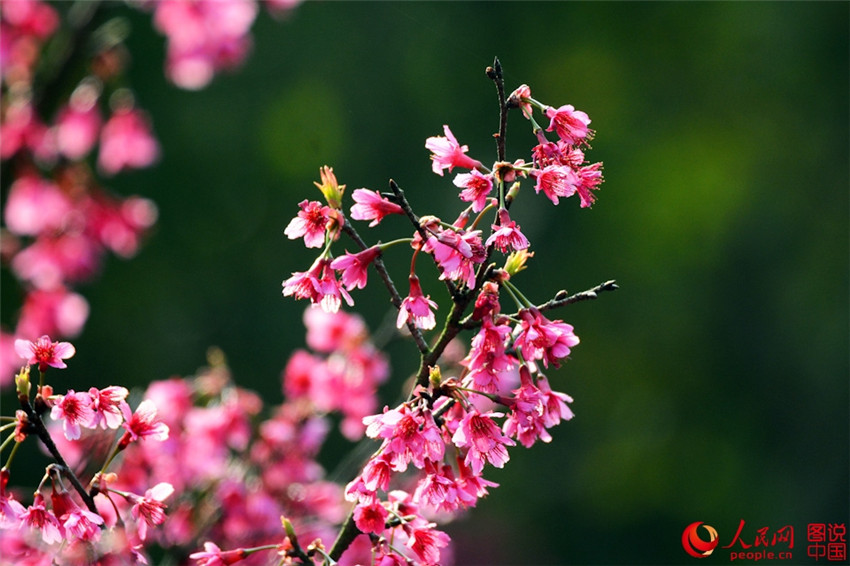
[1,335,173,564]
[1,310,395,565]
[0,0,300,386]
[272,60,612,565]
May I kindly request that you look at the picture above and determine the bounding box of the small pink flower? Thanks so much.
[118,399,169,449]
[14,334,75,372]
[406,523,451,565]
[425,125,483,176]
[414,461,464,512]
[452,410,515,475]
[50,390,94,440]
[62,508,104,542]
[508,84,534,119]
[353,498,388,534]
[513,308,579,368]
[485,208,529,253]
[330,246,381,290]
[282,257,353,313]
[361,453,393,493]
[19,494,63,544]
[128,482,174,541]
[545,104,592,146]
[533,164,579,205]
[575,161,604,208]
[190,541,247,566]
[350,188,404,227]
[284,199,332,248]
[88,386,129,429]
[363,405,444,471]
[453,170,493,212]
[98,108,159,175]
[426,228,485,289]
[396,275,438,330]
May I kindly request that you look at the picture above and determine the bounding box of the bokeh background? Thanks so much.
[2,2,848,564]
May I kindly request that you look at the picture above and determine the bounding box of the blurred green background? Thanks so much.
[3,2,848,564]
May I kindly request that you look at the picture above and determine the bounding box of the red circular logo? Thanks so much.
[682,521,719,558]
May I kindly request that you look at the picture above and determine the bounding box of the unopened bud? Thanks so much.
[15,366,30,401]
[314,166,345,209]
[429,366,442,388]
[504,249,534,276]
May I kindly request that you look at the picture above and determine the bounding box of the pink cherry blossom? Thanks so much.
[18,494,63,545]
[405,522,450,565]
[62,507,104,542]
[396,275,438,330]
[284,199,331,248]
[513,308,579,368]
[426,228,485,289]
[545,104,592,146]
[533,164,579,205]
[98,108,159,175]
[282,257,353,313]
[330,246,381,290]
[14,334,75,371]
[128,482,174,541]
[349,188,404,227]
[363,405,444,471]
[485,208,529,253]
[451,410,515,475]
[50,389,94,440]
[119,399,170,448]
[425,125,483,176]
[452,169,493,212]
[353,498,388,534]
[88,385,129,429]
[575,161,604,208]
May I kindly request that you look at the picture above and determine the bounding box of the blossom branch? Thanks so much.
[18,399,98,513]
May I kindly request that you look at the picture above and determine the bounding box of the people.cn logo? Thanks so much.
[682,521,719,558]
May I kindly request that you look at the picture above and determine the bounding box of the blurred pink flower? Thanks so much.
[98,108,159,175]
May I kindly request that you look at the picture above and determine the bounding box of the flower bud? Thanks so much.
[15,366,30,401]
[429,365,443,388]
[314,166,345,209]
[504,249,534,276]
